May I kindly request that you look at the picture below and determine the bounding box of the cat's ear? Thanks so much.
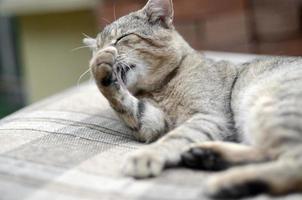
[143,0,174,28]
[83,38,97,51]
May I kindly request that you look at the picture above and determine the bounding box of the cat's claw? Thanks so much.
[123,149,165,178]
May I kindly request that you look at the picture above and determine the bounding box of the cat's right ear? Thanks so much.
[143,0,174,28]
[83,38,97,51]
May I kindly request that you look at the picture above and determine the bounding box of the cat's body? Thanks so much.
[141,54,237,138]
[84,0,302,198]
[233,57,302,146]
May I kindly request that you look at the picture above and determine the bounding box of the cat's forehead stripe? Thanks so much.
[99,12,154,43]
[110,29,116,37]
[109,28,122,38]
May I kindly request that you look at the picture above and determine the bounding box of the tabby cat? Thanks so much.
[84,0,302,198]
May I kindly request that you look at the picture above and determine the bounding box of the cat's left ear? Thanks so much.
[83,38,97,51]
[143,0,174,28]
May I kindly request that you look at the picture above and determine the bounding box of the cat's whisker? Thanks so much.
[77,68,91,87]
[122,62,133,70]
[115,58,135,75]
[71,46,90,52]
[116,57,129,66]
[116,56,131,65]
[117,54,139,72]
[115,68,127,88]
[113,2,117,21]
[101,17,112,25]
[82,33,93,39]
[116,48,142,63]
[116,54,127,60]
[118,47,141,58]
[121,62,135,73]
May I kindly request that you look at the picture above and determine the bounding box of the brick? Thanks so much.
[175,22,205,49]
[94,0,302,55]
[96,0,144,27]
[173,0,245,20]
[251,0,301,41]
[258,38,302,56]
[203,11,249,49]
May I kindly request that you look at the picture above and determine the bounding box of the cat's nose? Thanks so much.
[90,46,118,67]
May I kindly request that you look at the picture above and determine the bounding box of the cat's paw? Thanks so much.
[123,149,165,178]
[181,144,228,171]
[206,173,269,199]
[91,47,117,87]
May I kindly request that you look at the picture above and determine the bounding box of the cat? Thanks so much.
[84,0,302,198]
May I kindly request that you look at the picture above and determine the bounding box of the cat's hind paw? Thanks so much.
[206,174,270,199]
[181,144,229,171]
[122,149,165,179]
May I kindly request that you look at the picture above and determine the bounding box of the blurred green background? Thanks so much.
[0,0,98,119]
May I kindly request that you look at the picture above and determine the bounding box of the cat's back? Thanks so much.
[238,57,302,83]
[233,57,302,101]
[232,56,302,142]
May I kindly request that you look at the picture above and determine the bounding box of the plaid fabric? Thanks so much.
[0,54,301,200]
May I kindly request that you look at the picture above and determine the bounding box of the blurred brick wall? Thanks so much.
[250,0,302,55]
[96,0,302,56]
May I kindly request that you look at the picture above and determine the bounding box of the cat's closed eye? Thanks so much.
[114,33,134,45]
[114,33,143,46]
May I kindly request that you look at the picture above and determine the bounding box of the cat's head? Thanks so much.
[84,0,190,93]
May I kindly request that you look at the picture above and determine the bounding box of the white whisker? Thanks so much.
[82,33,93,39]
[118,60,135,73]
[126,47,141,55]
[113,2,117,21]
[71,46,90,52]
[77,68,91,87]
[102,17,111,25]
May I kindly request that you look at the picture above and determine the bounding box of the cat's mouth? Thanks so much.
[113,63,136,85]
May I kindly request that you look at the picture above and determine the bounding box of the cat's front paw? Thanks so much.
[91,46,117,87]
[123,149,165,178]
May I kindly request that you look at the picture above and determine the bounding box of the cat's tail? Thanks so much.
[206,158,302,198]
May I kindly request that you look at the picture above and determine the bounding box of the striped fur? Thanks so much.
[84,0,302,198]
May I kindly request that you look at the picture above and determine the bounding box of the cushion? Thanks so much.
[0,52,300,200]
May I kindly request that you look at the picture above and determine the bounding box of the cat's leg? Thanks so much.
[205,158,302,199]
[181,141,272,171]
[123,113,232,178]
[91,47,167,143]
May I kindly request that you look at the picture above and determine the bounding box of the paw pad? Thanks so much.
[181,147,228,171]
